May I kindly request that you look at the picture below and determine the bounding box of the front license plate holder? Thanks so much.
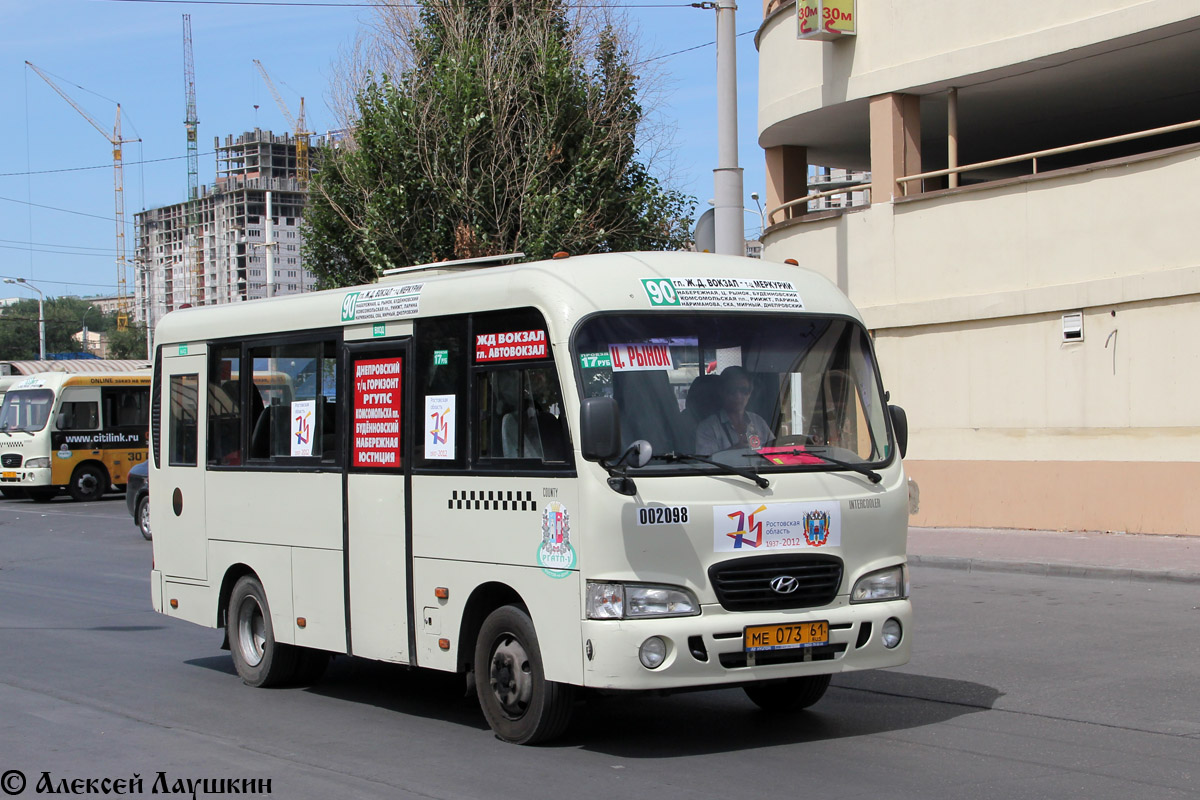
[1,472,16,480]
[743,621,829,666]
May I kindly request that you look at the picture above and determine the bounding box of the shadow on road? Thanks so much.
[186,653,1002,753]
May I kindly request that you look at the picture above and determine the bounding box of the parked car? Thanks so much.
[126,460,150,540]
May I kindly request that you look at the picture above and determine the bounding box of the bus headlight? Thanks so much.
[24,457,50,469]
[850,565,909,603]
[586,582,700,620]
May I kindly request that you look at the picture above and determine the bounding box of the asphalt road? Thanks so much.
[0,495,1196,800]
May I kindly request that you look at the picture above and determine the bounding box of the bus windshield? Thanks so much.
[0,389,55,433]
[573,313,892,473]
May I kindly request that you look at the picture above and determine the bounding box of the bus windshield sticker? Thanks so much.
[539,501,575,578]
[352,357,403,468]
[424,394,455,460]
[290,399,315,458]
[643,277,804,310]
[340,283,423,323]
[475,330,547,362]
[608,343,674,372]
[713,501,842,552]
[14,378,45,390]
[579,352,612,369]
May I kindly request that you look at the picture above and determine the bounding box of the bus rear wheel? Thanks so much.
[227,575,297,688]
[473,604,573,745]
[743,674,832,712]
[67,463,108,502]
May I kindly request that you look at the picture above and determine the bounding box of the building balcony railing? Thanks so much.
[896,117,1200,196]
[767,184,872,226]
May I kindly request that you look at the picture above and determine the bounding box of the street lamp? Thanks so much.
[4,278,46,360]
[81,306,97,356]
[750,192,766,237]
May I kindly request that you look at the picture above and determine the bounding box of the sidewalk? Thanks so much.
[908,527,1200,584]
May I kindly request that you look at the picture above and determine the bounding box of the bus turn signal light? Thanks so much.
[438,638,451,651]
[169,599,178,609]
[434,587,449,599]
[297,617,307,628]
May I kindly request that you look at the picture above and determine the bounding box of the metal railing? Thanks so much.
[767,184,871,226]
[897,117,1200,193]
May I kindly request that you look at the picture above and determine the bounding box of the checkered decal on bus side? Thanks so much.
[448,490,537,511]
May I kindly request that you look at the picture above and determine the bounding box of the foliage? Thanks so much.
[0,296,144,361]
[303,0,693,288]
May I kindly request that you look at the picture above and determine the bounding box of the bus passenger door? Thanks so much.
[155,349,208,581]
[344,342,410,663]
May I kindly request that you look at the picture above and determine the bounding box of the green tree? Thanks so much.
[106,323,148,359]
[304,0,692,288]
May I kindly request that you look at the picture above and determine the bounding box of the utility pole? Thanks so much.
[5,278,45,360]
[711,0,744,256]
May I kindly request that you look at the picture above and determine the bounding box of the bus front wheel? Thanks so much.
[743,674,832,712]
[68,464,108,502]
[474,605,574,745]
[227,575,297,688]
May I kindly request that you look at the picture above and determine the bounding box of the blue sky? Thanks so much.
[0,0,766,299]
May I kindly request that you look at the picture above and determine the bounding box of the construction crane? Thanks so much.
[182,14,202,306]
[252,59,310,186]
[25,61,139,329]
[183,14,199,202]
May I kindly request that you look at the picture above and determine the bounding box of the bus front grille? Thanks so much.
[1,454,22,468]
[708,554,843,612]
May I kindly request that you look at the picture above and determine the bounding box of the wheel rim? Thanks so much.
[236,595,267,667]
[139,503,151,537]
[77,471,100,497]
[488,633,533,720]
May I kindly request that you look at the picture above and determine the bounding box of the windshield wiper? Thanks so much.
[745,447,881,484]
[652,452,769,489]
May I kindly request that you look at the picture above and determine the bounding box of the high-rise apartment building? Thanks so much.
[758,1,1200,534]
[134,129,325,331]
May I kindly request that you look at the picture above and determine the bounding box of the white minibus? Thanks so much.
[150,251,911,744]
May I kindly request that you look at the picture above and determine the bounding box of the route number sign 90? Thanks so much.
[641,279,680,306]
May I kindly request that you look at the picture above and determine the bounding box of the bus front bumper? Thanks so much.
[0,466,51,487]
[580,598,911,691]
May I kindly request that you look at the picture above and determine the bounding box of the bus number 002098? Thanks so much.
[637,506,689,526]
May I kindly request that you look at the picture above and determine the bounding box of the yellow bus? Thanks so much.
[150,251,911,744]
[0,371,151,502]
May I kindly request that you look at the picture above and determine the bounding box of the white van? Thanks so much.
[150,251,911,744]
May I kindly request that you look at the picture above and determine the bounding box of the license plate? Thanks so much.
[744,621,829,652]
[2,472,15,479]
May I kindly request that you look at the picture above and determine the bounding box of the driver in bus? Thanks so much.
[694,366,774,455]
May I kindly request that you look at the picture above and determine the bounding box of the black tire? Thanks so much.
[136,496,151,540]
[473,604,573,745]
[743,674,832,712]
[1,487,26,499]
[27,487,58,503]
[227,575,297,687]
[67,463,109,502]
[292,649,331,686]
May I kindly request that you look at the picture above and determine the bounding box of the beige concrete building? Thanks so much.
[757,0,1200,534]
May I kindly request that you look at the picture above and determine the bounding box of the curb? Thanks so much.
[909,554,1200,585]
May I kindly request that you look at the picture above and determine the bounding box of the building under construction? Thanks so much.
[133,129,329,329]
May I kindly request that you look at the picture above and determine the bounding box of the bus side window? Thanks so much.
[58,400,99,431]
[102,386,149,429]
[477,366,568,465]
[169,374,199,467]
[247,339,338,464]
[208,345,242,466]
[414,315,468,470]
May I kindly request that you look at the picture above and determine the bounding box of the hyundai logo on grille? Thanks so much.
[769,575,800,594]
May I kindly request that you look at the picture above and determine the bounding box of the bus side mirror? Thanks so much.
[579,396,622,461]
[889,404,908,459]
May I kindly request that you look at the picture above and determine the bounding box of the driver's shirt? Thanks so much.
[694,409,774,456]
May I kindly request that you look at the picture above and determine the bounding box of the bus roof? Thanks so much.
[0,359,152,375]
[153,251,861,345]
[5,371,151,392]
